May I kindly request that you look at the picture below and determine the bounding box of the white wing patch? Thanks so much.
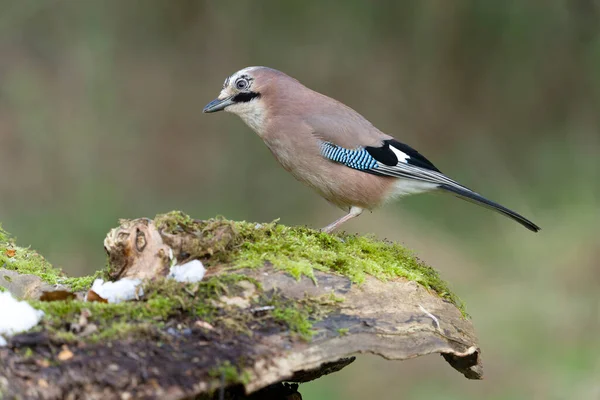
[389,145,410,163]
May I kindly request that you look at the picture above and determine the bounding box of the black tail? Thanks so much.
[439,184,541,232]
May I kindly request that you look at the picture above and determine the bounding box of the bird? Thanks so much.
[203,66,540,233]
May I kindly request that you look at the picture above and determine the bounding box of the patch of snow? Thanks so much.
[90,278,143,304]
[168,260,206,283]
[0,292,44,341]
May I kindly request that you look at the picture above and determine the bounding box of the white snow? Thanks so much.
[168,260,206,283]
[0,292,44,346]
[88,260,205,303]
[90,278,143,304]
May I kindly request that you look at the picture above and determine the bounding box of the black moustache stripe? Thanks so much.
[232,92,260,103]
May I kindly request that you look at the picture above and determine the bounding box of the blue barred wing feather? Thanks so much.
[319,139,459,187]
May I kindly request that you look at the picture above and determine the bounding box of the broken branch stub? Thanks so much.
[103,218,172,280]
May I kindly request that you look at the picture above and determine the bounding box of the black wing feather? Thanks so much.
[365,139,441,172]
[387,139,441,172]
[364,141,398,166]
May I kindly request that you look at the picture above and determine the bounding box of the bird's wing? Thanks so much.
[303,102,465,188]
[318,137,541,232]
[319,138,466,188]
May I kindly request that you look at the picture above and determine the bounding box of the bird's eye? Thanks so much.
[235,79,249,90]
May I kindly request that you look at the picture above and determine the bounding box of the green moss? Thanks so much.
[0,223,7,242]
[32,300,167,340]
[337,328,349,336]
[155,210,196,234]
[0,226,102,293]
[0,238,62,284]
[62,273,102,292]
[228,220,465,313]
[30,274,322,343]
[155,212,240,264]
[92,322,156,342]
[271,305,314,340]
[209,361,251,385]
[33,276,239,339]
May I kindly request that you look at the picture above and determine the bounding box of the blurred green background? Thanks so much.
[0,1,598,399]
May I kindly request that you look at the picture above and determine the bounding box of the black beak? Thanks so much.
[203,96,235,113]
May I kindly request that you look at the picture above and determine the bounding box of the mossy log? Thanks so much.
[0,213,482,399]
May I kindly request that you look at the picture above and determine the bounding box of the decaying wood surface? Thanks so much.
[0,217,482,400]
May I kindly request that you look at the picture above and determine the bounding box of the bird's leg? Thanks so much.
[321,207,363,233]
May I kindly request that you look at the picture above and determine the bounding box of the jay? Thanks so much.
[204,67,540,233]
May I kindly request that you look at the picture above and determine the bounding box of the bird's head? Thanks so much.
[203,66,296,132]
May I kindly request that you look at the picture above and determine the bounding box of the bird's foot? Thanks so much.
[320,207,364,234]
